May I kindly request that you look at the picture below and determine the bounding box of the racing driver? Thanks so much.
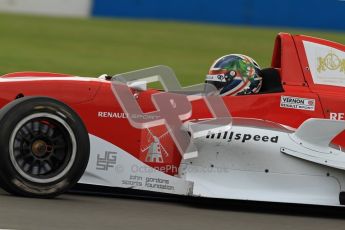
[205,54,263,95]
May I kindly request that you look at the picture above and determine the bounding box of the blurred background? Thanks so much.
[0,0,344,85]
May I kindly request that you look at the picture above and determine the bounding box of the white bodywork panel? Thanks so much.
[79,135,193,196]
[80,119,345,206]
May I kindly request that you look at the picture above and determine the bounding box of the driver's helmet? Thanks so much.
[205,54,262,96]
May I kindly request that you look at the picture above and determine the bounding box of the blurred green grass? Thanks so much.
[0,13,344,86]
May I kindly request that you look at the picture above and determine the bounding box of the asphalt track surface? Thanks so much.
[1,188,345,230]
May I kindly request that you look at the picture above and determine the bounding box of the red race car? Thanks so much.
[0,33,345,206]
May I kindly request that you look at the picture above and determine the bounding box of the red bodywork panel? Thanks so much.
[1,72,72,78]
[1,33,344,175]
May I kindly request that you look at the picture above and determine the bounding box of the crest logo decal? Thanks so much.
[317,50,345,73]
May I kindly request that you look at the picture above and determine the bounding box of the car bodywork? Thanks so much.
[1,33,345,206]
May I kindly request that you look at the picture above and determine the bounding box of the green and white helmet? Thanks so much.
[205,54,262,95]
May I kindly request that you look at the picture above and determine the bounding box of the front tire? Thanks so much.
[0,97,90,198]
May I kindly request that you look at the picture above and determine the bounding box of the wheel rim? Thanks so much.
[9,113,77,183]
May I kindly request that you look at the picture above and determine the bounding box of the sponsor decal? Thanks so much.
[205,74,227,82]
[98,112,127,119]
[121,175,174,191]
[96,151,117,170]
[145,177,174,190]
[280,96,315,111]
[317,50,345,73]
[122,175,143,187]
[329,112,345,120]
[97,111,160,120]
[140,129,170,163]
[206,131,278,143]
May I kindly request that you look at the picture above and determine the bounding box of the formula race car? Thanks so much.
[0,33,345,207]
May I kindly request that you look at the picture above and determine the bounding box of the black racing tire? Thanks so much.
[0,96,90,198]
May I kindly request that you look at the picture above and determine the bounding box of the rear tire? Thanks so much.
[0,97,89,198]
